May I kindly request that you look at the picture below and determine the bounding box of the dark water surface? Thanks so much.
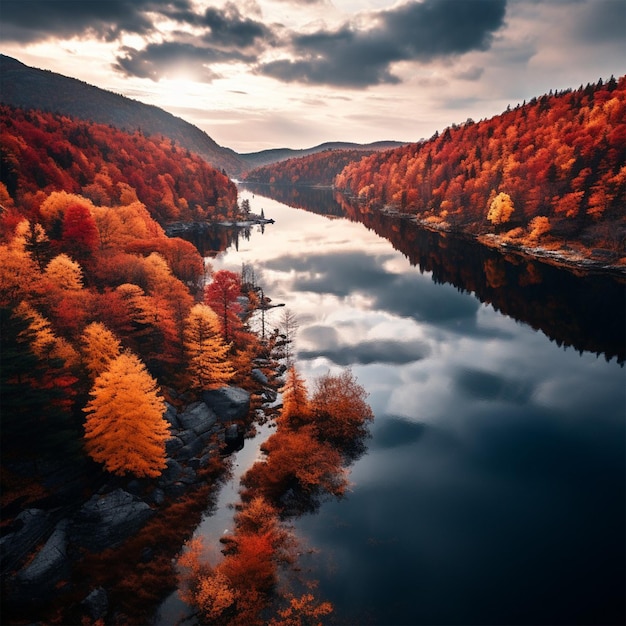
[207,186,624,625]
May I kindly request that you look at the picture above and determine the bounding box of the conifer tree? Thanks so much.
[184,303,234,391]
[83,351,169,478]
[80,321,122,379]
[45,253,84,291]
[280,365,310,429]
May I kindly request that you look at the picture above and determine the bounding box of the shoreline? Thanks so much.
[376,206,626,279]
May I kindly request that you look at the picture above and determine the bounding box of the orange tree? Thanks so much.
[83,350,170,478]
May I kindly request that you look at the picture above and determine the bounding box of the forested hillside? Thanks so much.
[0,104,279,624]
[240,140,403,171]
[0,55,246,176]
[335,76,625,261]
[244,148,377,186]
[1,105,238,224]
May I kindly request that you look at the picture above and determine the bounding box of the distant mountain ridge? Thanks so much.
[0,55,402,176]
[239,140,405,170]
[0,54,247,176]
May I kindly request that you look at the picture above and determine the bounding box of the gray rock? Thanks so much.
[163,402,182,429]
[151,488,165,506]
[202,386,250,422]
[179,467,198,484]
[163,482,187,498]
[0,508,51,574]
[178,401,217,434]
[165,435,184,455]
[225,424,240,443]
[176,437,206,461]
[158,459,184,485]
[198,452,213,468]
[251,368,269,385]
[15,519,70,594]
[72,489,154,551]
[81,586,108,621]
[177,429,198,444]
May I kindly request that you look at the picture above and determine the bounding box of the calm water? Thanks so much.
[203,186,624,625]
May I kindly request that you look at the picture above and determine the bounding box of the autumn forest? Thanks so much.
[246,76,626,265]
[1,66,625,626]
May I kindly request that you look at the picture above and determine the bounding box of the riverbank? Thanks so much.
[376,206,626,279]
[1,345,285,624]
[165,213,274,237]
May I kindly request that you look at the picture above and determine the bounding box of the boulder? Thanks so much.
[225,424,240,443]
[81,586,109,621]
[163,402,182,429]
[165,435,184,456]
[202,386,250,422]
[72,489,154,551]
[177,428,199,444]
[151,488,165,506]
[178,401,217,434]
[251,368,269,385]
[158,459,184,485]
[14,519,70,599]
[176,437,207,461]
[0,508,51,574]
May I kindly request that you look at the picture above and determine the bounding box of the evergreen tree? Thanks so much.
[184,304,234,391]
[83,351,169,478]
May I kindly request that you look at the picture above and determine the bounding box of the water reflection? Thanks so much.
[206,185,625,625]
[243,183,626,364]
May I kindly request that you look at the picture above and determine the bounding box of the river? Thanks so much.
[163,185,625,625]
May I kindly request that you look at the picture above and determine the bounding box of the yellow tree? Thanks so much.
[14,301,79,367]
[83,351,169,478]
[527,216,551,244]
[184,303,234,391]
[80,322,122,379]
[487,192,515,228]
[0,243,40,306]
[44,254,83,291]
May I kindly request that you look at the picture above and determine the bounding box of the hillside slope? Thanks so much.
[334,76,625,266]
[0,104,238,224]
[244,148,380,186]
[240,140,404,170]
[0,55,247,177]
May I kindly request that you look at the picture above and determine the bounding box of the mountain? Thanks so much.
[243,148,388,186]
[239,140,405,170]
[1,104,238,224]
[0,55,247,177]
[0,56,402,177]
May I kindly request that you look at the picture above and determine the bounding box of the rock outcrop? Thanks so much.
[202,386,250,422]
[11,519,70,604]
[71,489,154,552]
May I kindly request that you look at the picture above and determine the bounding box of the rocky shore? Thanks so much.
[0,383,273,622]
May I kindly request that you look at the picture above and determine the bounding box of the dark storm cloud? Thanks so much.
[0,0,191,43]
[298,337,431,366]
[370,416,426,450]
[265,251,391,297]
[258,0,507,87]
[297,322,430,367]
[112,3,275,81]
[199,4,273,47]
[453,367,535,404]
[265,250,481,326]
[114,41,253,81]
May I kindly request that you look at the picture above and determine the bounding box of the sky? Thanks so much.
[1,0,624,153]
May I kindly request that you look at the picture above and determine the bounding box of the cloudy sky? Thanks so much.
[1,0,624,152]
